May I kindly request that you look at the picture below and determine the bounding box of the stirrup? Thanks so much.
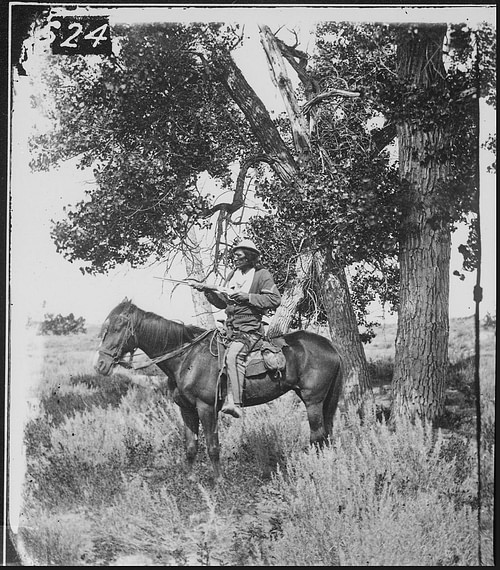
[221,402,242,419]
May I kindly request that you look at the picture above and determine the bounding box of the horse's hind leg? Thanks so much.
[304,401,328,448]
[323,367,342,440]
[179,406,200,481]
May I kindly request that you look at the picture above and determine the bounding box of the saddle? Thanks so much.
[215,332,287,379]
[215,332,287,407]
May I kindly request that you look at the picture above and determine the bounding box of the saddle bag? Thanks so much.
[260,340,287,372]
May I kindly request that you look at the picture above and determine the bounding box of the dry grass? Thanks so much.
[11,315,496,566]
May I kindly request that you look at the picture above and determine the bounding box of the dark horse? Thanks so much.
[95,299,343,479]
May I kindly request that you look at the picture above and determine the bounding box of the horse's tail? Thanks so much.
[322,353,343,440]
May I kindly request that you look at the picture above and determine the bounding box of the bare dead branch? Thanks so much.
[228,24,245,51]
[273,35,318,95]
[285,28,299,50]
[302,89,361,115]
[205,154,274,217]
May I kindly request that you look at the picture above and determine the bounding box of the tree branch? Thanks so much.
[205,154,273,217]
[274,35,318,96]
[301,89,361,115]
[370,122,397,156]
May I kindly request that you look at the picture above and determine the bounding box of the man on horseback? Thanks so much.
[198,239,281,418]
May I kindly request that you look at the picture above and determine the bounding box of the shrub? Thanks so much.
[262,413,479,566]
[19,319,492,565]
[34,373,132,425]
[221,393,308,479]
[482,312,496,329]
[24,387,185,510]
[39,313,86,336]
[89,475,185,564]
[17,508,94,566]
[367,357,394,386]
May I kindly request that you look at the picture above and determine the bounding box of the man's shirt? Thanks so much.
[205,267,281,334]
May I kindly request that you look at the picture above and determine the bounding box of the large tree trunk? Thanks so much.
[267,252,313,337]
[215,42,372,407]
[313,251,373,408]
[258,29,372,406]
[392,25,451,422]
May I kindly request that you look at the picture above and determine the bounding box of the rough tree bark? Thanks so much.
[391,24,451,422]
[267,252,313,337]
[313,251,373,407]
[259,25,312,166]
[258,26,373,406]
[214,51,298,185]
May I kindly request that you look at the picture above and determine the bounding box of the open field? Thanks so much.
[9,315,495,565]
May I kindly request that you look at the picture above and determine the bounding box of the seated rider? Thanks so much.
[200,239,281,418]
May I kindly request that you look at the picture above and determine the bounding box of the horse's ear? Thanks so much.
[122,296,129,303]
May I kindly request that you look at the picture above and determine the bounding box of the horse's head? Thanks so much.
[94,298,138,375]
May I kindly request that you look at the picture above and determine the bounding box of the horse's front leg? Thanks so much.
[179,405,200,481]
[198,401,222,482]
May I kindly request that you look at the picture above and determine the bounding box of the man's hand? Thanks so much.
[229,291,249,303]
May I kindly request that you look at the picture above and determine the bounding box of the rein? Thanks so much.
[118,329,216,370]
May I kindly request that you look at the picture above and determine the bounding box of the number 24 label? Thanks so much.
[61,22,108,48]
[51,17,112,55]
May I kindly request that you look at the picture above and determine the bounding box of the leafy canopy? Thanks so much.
[247,21,487,332]
[31,23,251,273]
[29,20,490,333]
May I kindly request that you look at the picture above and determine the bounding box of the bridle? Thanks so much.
[99,307,221,371]
[98,311,137,365]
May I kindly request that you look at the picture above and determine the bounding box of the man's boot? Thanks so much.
[221,387,242,419]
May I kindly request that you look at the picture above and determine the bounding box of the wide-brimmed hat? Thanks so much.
[231,239,260,255]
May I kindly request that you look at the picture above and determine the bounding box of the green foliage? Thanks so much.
[26,20,492,334]
[21,376,489,566]
[368,357,394,387]
[222,393,308,479]
[262,415,479,565]
[18,508,95,566]
[38,312,86,335]
[475,22,496,110]
[249,163,402,333]
[24,385,185,511]
[89,476,185,564]
[34,373,131,426]
[248,23,405,326]
[30,23,249,273]
[318,22,480,224]
[310,20,488,290]
[18,323,493,565]
[254,161,403,267]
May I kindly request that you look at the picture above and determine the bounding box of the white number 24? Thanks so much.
[60,23,108,48]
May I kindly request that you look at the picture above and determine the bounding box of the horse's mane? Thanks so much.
[108,299,207,348]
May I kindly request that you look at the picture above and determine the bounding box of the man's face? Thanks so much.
[233,249,251,272]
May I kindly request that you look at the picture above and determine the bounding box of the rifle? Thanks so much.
[154,276,233,295]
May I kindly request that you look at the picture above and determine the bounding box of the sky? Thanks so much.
[8,3,496,328]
